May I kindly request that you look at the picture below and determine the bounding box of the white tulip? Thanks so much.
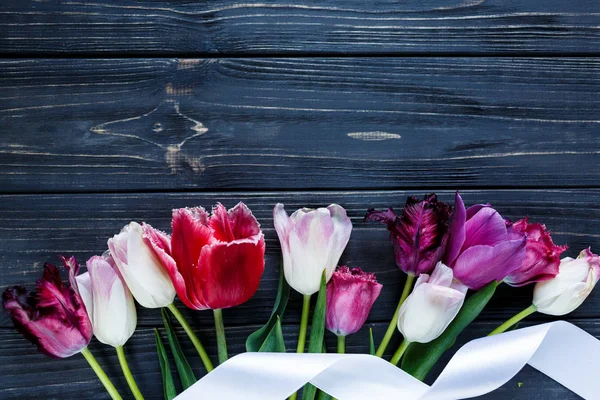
[273,203,353,295]
[108,221,176,308]
[398,262,467,343]
[533,248,600,316]
[78,254,137,347]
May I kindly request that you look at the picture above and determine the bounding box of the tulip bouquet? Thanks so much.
[3,194,599,400]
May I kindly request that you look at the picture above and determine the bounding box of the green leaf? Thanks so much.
[154,328,178,400]
[302,270,327,400]
[401,281,499,380]
[161,309,197,390]
[246,258,290,352]
[258,316,286,352]
[369,327,375,356]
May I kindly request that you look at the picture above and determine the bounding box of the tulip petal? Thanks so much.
[171,208,214,310]
[196,235,266,309]
[76,272,94,321]
[211,202,261,242]
[444,192,466,266]
[462,206,507,249]
[143,222,206,310]
[326,204,353,280]
[273,203,291,254]
[109,222,176,308]
[453,238,527,290]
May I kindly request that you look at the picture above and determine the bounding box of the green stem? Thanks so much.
[167,303,214,372]
[297,294,312,353]
[390,340,411,366]
[337,335,345,354]
[213,309,228,364]
[375,274,415,357]
[289,294,312,400]
[488,304,538,336]
[81,347,123,400]
[116,346,144,400]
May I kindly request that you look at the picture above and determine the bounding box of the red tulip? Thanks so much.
[2,256,93,358]
[365,194,451,276]
[504,218,568,287]
[325,266,382,336]
[144,202,265,310]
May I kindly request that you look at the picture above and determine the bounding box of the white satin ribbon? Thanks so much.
[175,321,598,400]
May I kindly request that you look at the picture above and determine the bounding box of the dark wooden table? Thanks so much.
[1,1,599,399]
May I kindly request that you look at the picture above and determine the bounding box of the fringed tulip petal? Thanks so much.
[504,218,568,287]
[2,258,92,358]
[325,267,382,337]
[366,194,451,276]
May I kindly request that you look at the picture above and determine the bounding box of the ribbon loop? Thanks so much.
[175,321,596,400]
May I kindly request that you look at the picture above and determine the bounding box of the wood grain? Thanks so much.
[1,189,598,329]
[1,0,599,54]
[0,320,588,400]
[2,57,600,192]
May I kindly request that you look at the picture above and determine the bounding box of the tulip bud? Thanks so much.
[2,256,93,358]
[108,221,177,309]
[445,192,527,290]
[365,194,451,276]
[504,218,568,287]
[145,202,266,310]
[77,254,137,348]
[325,266,382,337]
[397,262,467,343]
[533,248,600,316]
[274,203,353,295]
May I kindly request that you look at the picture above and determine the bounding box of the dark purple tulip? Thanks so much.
[365,194,451,276]
[504,218,568,287]
[2,256,93,358]
[444,192,527,290]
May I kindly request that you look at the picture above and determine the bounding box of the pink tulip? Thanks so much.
[365,194,451,276]
[504,218,568,287]
[2,256,93,358]
[444,192,527,290]
[325,266,382,336]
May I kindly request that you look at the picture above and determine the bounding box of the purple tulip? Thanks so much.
[325,266,382,336]
[2,256,93,358]
[504,218,568,287]
[365,194,451,276]
[444,192,527,290]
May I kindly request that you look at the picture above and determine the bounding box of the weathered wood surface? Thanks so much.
[0,189,598,329]
[2,57,600,192]
[1,0,600,55]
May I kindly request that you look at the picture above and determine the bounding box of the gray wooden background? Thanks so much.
[1,1,599,399]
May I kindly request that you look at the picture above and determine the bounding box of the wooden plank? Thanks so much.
[1,57,599,192]
[0,320,589,399]
[1,0,599,54]
[1,189,599,329]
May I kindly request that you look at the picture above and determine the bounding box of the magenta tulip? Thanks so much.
[365,194,451,276]
[444,192,527,290]
[2,256,93,358]
[325,266,382,337]
[504,218,568,287]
